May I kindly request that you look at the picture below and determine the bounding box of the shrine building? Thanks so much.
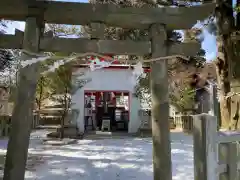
[71,56,149,134]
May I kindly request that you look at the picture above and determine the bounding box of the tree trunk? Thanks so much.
[60,114,65,139]
[37,76,44,111]
[60,89,69,139]
[229,0,240,130]
[36,77,44,126]
[215,0,234,128]
[60,100,66,139]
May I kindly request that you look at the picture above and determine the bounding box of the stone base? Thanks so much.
[137,129,152,137]
[83,131,137,140]
[42,138,77,146]
[47,125,83,139]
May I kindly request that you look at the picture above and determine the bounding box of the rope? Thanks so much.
[19,49,193,76]
[21,49,190,66]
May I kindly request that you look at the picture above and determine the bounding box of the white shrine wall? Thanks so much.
[71,67,141,134]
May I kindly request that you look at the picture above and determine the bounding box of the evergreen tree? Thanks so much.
[0,20,14,72]
[200,0,236,129]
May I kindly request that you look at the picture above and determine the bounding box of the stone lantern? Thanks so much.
[0,85,10,115]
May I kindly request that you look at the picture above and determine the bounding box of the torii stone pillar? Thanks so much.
[3,17,43,180]
[150,24,172,180]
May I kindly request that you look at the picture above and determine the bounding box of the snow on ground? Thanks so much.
[0,130,194,180]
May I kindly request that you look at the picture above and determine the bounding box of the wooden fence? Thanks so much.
[138,110,193,132]
[174,115,193,132]
[36,107,74,127]
[0,114,39,137]
[193,114,240,180]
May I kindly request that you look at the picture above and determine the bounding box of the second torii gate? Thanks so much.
[0,1,215,180]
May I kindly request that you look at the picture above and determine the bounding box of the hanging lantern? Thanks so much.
[91,92,95,100]
[111,92,115,99]
[99,92,103,101]
[84,95,88,105]
[120,92,124,104]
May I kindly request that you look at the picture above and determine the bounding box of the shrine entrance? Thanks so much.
[84,91,129,132]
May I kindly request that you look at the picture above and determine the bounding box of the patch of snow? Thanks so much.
[0,130,194,180]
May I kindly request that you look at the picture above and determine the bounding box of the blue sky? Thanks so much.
[4,0,217,61]
[201,30,216,61]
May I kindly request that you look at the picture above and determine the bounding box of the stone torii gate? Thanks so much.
[0,1,214,180]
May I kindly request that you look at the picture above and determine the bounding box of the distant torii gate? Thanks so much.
[0,1,214,180]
